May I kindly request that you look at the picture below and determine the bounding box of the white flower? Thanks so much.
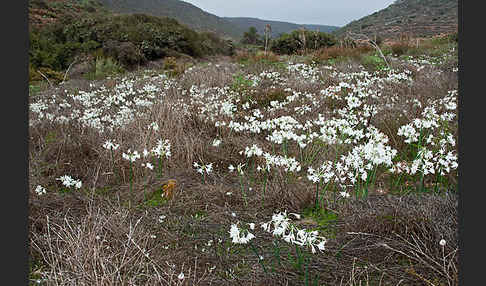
[439,239,446,246]
[228,164,235,172]
[212,139,222,147]
[122,149,140,162]
[236,163,245,175]
[339,191,351,198]
[103,140,120,151]
[229,223,255,244]
[143,162,154,170]
[57,175,82,189]
[149,122,159,132]
[34,185,47,196]
[178,272,185,280]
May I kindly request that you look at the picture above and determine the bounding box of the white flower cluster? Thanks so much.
[307,161,334,184]
[151,139,171,158]
[394,89,458,176]
[102,139,120,151]
[194,162,213,175]
[122,149,141,162]
[261,211,327,254]
[287,62,321,82]
[29,75,167,132]
[229,223,256,244]
[261,153,301,173]
[243,144,264,158]
[57,175,82,189]
[34,185,47,196]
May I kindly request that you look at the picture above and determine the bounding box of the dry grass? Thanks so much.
[311,45,374,63]
[29,43,458,285]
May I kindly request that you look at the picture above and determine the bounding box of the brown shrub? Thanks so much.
[251,51,280,63]
[389,41,411,56]
[312,45,373,62]
[233,49,251,63]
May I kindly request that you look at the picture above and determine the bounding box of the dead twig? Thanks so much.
[37,70,53,88]
[347,31,391,70]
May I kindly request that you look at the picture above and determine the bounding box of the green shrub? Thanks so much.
[29,10,232,79]
[271,30,336,55]
[85,57,124,80]
[360,54,387,71]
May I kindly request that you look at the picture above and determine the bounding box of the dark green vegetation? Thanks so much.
[270,30,337,55]
[29,0,234,82]
[97,0,247,39]
[333,0,458,39]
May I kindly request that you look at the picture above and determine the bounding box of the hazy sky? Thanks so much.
[181,0,396,27]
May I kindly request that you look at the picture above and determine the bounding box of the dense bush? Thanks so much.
[29,11,234,77]
[271,30,336,55]
[390,41,411,56]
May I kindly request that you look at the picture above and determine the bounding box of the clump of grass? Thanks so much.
[85,56,124,80]
[360,54,388,71]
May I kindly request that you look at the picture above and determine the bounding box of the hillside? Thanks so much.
[96,0,246,40]
[28,0,234,82]
[333,0,458,40]
[223,17,340,38]
[29,0,107,28]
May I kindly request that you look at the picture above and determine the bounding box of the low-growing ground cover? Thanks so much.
[28,39,458,285]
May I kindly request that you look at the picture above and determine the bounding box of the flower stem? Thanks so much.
[240,174,247,206]
[158,157,163,178]
[262,170,268,207]
[249,242,267,273]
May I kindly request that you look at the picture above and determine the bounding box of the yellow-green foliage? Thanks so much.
[85,57,124,80]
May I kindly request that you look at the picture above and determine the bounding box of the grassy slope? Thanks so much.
[333,0,458,39]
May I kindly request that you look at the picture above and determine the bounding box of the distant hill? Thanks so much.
[333,0,458,40]
[222,17,340,38]
[96,0,341,41]
[96,0,246,39]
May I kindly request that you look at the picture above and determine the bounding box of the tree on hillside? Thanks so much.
[241,27,262,45]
